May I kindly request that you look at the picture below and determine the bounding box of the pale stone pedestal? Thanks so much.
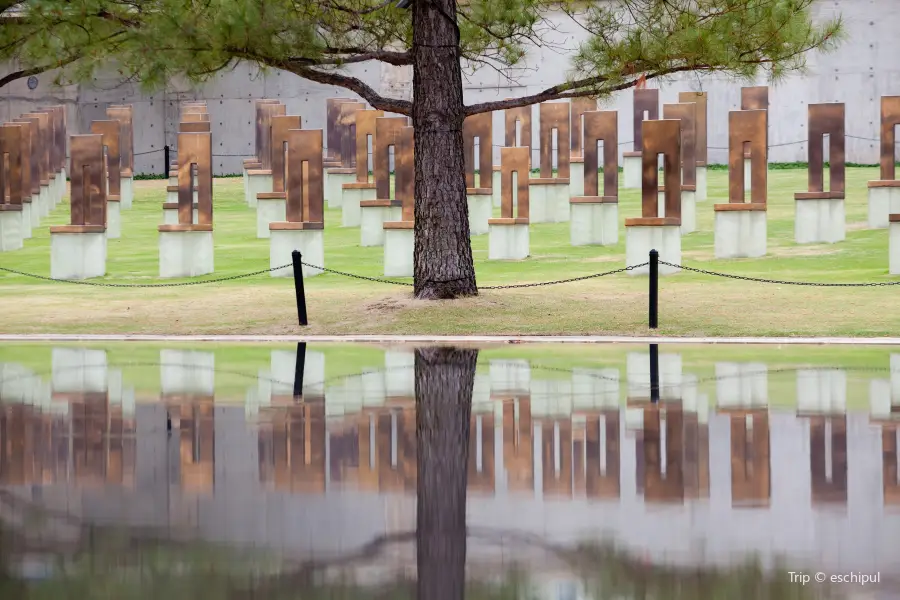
[744,158,752,194]
[27,195,39,227]
[715,362,768,410]
[623,153,642,189]
[325,169,356,209]
[20,202,33,238]
[269,222,324,278]
[659,187,696,235]
[867,182,900,229]
[492,167,502,207]
[120,176,134,209]
[161,349,215,395]
[569,160,585,197]
[696,164,708,201]
[383,222,414,277]
[529,179,570,223]
[624,220,681,275]
[106,199,121,239]
[794,193,845,244]
[466,190,492,236]
[342,183,376,227]
[242,160,258,205]
[162,204,199,225]
[38,184,51,218]
[360,200,402,246]
[714,204,767,258]
[52,348,108,393]
[0,208,24,251]
[796,369,846,414]
[246,170,273,208]
[158,226,214,278]
[49,226,107,280]
[890,217,900,275]
[488,219,529,260]
[256,193,287,239]
[569,197,618,246]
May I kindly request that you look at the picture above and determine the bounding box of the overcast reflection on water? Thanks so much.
[0,342,898,599]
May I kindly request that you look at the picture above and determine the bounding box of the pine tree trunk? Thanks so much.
[415,346,477,600]
[411,0,477,299]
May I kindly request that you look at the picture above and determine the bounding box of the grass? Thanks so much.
[0,168,898,337]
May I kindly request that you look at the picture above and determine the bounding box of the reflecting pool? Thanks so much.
[0,342,898,599]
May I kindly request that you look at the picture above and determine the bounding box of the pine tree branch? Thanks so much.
[0,54,79,89]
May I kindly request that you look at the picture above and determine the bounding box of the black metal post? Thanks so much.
[649,249,659,329]
[649,343,660,404]
[292,342,307,398]
[292,250,308,326]
[163,145,170,179]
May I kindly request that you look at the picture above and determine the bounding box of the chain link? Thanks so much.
[0,264,291,287]
[660,261,900,287]
[301,261,414,286]
[481,263,647,289]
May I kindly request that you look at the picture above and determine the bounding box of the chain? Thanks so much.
[481,263,647,289]
[0,264,291,287]
[301,261,414,286]
[660,261,900,287]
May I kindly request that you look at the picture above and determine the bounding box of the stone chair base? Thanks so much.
[158,226,214,278]
[623,153,641,189]
[342,183,376,228]
[38,184,51,219]
[529,179,571,223]
[714,362,768,409]
[162,203,199,225]
[466,191,492,236]
[120,176,134,209]
[492,168,502,207]
[50,227,107,280]
[696,164,707,202]
[0,208,24,252]
[867,182,900,229]
[325,169,356,209]
[569,160,585,197]
[361,200,402,246]
[27,195,39,227]
[890,216,900,275]
[658,187,697,235]
[246,171,273,208]
[714,204,767,258]
[624,220,681,276]
[743,158,752,194]
[488,219,530,260]
[107,200,122,239]
[270,222,324,278]
[569,197,618,246]
[256,193,287,239]
[384,221,414,277]
[794,193,845,244]
[18,203,33,240]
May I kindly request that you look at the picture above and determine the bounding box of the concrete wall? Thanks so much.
[0,0,896,174]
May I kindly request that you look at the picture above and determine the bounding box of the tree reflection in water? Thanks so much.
[0,346,840,600]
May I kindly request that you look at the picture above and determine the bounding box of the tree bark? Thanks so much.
[415,346,477,600]
[411,0,477,299]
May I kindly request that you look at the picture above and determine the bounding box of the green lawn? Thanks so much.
[0,168,897,336]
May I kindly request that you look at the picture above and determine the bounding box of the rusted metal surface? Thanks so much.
[66,134,106,228]
[34,108,60,178]
[253,100,281,161]
[801,103,845,199]
[880,97,900,181]
[325,98,353,163]
[570,97,597,159]
[270,115,302,194]
[90,120,121,199]
[0,125,22,206]
[463,111,492,191]
[285,129,324,224]
[180,121,211,133]
[337,102,365,169]
[723,109,767,208]
[632,89,659,152]
[257,103,287,171]
[21,113,50,185]
[678,92,707,165]
[354,109,385,183]
[176,132,212,227]
[740,87,768,159]
[624,119,680,226]
[663,102,697,188]
[492,146,530,223]
[394,126,415,222]
[374,116,408,199]
[581,110,618,199]
[11,118,36,197]
[504,106,532,165]
[539,102,570,179]
[107,105,134,174]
